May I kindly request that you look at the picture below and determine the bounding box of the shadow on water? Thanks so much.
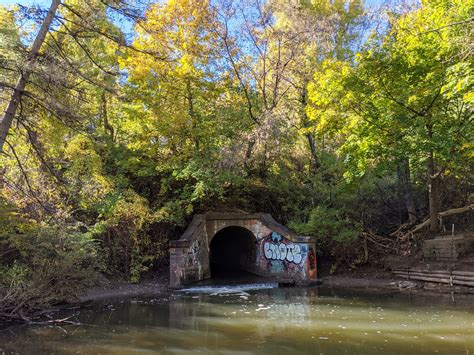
[1,285,474,354]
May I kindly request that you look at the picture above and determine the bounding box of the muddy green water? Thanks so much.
[1,285,474,354]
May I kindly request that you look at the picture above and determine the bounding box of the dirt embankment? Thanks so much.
[79,270,170,302]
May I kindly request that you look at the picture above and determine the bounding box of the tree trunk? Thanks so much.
[301,87,319,173]
[101,92,114,141]
[398,158,417,223]
[0,0,61,154]
[185,78,200,150]
[0,167,5,190]
[426,121,440,233]
[428,151,440,233]
[306,133,320,173]
[244,138,256,171]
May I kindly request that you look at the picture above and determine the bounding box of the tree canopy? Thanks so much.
[0,0,472,321]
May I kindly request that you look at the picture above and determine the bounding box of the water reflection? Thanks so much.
[1,286,473,354]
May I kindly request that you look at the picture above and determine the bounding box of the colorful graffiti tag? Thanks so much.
[171,214,316,287]
[263,232,303,264]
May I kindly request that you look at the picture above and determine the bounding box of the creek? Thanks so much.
[1,285,473,354]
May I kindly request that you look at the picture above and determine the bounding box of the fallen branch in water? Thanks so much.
[31,313,81,326]
[0,286,85,325]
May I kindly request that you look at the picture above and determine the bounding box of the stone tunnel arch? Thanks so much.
[209,226,257,277]
[169,213,317,287]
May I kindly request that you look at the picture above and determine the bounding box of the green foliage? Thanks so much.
[90,189,162,283]
[291,206,360,245]
[308,0,473,183]
[64,135,113,209]
[0,0,472,318]
[0,199,102,317]
[1,261,28,288]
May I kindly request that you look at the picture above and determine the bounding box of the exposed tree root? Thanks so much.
[363,230,397,250]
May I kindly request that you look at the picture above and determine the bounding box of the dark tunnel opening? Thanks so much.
[209,226,257,278]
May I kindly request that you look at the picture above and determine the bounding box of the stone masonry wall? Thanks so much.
[170,214,317,287]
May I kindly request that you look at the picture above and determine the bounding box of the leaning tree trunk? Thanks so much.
[0,0,61,154]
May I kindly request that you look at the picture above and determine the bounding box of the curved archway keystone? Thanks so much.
[169,213,317,287]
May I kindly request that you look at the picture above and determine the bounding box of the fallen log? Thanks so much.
[393,269,474,277]
[452,270,474,277]
[392,204,474,236]
[393,268,451,276]
[408,269,451,276]
[393,272,474,287]
[392,268,474,287]
[393,271,453,279]
[411,276,474,287]
[452,275,474,282]
[393,270,474,279]
[439,204,474,218]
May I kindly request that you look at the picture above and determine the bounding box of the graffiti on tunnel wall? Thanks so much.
[263,232,302,264]
[171,215,317,287]
[260,232,308,275]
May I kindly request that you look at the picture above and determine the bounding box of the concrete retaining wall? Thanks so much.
[423,234,474,261]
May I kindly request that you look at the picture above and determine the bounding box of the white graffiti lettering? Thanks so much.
[264,242,302,264]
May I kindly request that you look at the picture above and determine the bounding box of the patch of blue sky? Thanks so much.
[0,0,49,6]
[1,0,393,53]
[1,0,389,9]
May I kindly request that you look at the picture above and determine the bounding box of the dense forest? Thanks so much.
[0,0,472,321]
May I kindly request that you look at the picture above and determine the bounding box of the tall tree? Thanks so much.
[307,0,473,232]
[0,0,61,153]
[218,0,365,175]
[270,0,365,173]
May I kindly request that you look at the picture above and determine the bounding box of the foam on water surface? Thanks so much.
[178,283,278,295]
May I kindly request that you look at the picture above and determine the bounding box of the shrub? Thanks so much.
[0,198,102,321]
[289,206,363,270]
[93,189,163,283]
